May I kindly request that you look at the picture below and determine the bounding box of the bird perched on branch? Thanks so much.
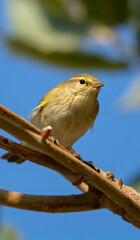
[1,74,105,163]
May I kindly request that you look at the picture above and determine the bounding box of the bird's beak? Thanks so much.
[93,83,105,88]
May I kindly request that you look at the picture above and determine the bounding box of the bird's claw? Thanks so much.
[52,137,60,147]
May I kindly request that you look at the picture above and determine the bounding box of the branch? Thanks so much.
[0,186,138,228]
[0,104,40,134]
[0,189,103,213]
[0,105,140,228]
[0,135,88,192]
[0,105,72,153]
[1,136,140,228]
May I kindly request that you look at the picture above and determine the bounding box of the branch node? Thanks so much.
[72,177,83,186]
[118,177,123,188]
[106,171,116,182]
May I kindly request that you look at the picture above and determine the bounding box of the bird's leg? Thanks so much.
[41,128,99,173]
[70,147,100,172]
[51,137,60,147]
[41,126,60,146]
[69,148,83,161]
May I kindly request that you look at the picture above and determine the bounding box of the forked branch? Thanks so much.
[0,104,140,228]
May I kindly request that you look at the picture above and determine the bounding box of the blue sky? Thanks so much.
[0,2,140,240]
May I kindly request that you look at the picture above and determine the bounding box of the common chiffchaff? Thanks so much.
[2,74,104,163]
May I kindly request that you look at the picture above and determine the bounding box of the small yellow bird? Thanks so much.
[2,74,104,163]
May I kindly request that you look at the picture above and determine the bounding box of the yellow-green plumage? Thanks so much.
[31,74,103,149]
[1,74,104,163]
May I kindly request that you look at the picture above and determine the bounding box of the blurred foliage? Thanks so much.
[131,176,140,193]
[7,38,126,68]
[3,0,134,68]
[1,0,140,107]
[129,0,140,52]
[39,0,128,25]
[0,226,21,240]
[119,75,140,113]
[77,0,128,24]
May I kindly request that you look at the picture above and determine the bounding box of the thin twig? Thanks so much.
[0,189,103,213]
[1,135,140,228]
[0,135,88,192]
[0,105,73,154]
[0,115,140,225]
[0,105,140,228]
[0,186,138,229]
[0,104,40,134]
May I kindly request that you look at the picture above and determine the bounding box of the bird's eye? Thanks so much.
[80,79,85,84]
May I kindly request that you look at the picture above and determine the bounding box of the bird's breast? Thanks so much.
[31,93,99,149]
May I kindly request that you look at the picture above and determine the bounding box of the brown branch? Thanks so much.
[0,186,138,228]
[0,135,88,193]
[0,104,72,154]
[0,105,140,228]
[0,116,140,217]
[0,104,89,192]
[0,189,103,213]
[1,135,140,228]
[0,104,40,134]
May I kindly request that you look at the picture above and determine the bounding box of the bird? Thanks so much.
[1,74,104,163]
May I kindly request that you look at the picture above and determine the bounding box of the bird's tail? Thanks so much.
[1,152,25,164]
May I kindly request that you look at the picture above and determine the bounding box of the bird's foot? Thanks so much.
[82,160,100,173]
[69,148,83,161]
[51,137,60,147]
[70,148,100,172]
